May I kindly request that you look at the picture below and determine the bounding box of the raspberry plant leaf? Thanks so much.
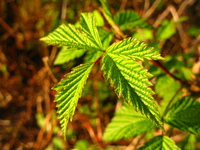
[139,135,180,150]
[102,38,163,129]
[41,13,103,51]
[53,62,94,139]
[164,97,200,134]
[103,105,155,141]
[41,12,164,139]
[106,38,163,61]
[114,10,151,31]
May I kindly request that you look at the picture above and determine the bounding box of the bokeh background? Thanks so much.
[0,0,200,149]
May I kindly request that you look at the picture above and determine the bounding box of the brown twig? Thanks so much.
[0,17,15,36]
[143,0,162,18]
[76,113,103,149]
[42,56,58,83]
[120,0,128,12]
[93,65,103,141]
[34,109,53,150]
[125,133,146,150]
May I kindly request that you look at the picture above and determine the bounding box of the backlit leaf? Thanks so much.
[53,63,94,138]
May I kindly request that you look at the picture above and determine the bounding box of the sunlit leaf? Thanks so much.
[102,38,163,129]
[53,63,94,138]
[103,105,155,141]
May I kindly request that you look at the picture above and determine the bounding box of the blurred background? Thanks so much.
[0,0,200,149]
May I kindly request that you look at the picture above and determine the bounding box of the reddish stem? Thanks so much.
[94,55,103,65]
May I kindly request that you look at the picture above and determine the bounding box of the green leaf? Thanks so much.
[156,19,176,41]
[103,105,155,141]
[53,62,94,138]
[139,135,180,150]
[80,13,103,49]
[54,47,85,65]
[114,10,152,31]
[41,13,103,51]
[164,97,200,134]
[74,140,89,150]
[133,29,153,41]
[106,38,163,61]
[101,38,163,129]
[155,75,181,114]
[178,134,196,150]
[92,10,104,27]
[99,0,115,25]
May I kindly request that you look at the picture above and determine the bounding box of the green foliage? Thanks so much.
[103,105,155,141]
[114,10,151,31]
[53,62,94,138]
[178,134,197,150]
[139,135,180,150]
[41,11,163,139]
[41,1,199,149]
[164,97,200,134]
[99,0,115,25]
[74,140,89,150]
[102,38,163,128]
[54,47,85,65]
[155,74,181,113]
[41,13,103,51]
[156,19,176,41]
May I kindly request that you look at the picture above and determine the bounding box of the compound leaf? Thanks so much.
[41,13,103,51]
[164,97,200,134]
[139,135,180,150]
[102,38,163,129]
[53,63,94,138]
[103,105,155,141]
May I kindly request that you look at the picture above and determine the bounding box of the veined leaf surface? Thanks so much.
[102,38,163,128]
[106,38,163,61]
[114,10,152,31]
[80,13,103,49]
[139,135,180,150]
[103,105,155,141]
[41,13,103,51]
[53,63,94,138]
[164,97,200,134]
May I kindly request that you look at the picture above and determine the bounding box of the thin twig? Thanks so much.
[143,0,162,18]
[150,60,184,84]
[34,110,53,149]
[42,56,58,83]
[61,0,68,21]
[125,133,146,150]
[76,113,103,149]
[0,17,15,36]
[120,0,128,12]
